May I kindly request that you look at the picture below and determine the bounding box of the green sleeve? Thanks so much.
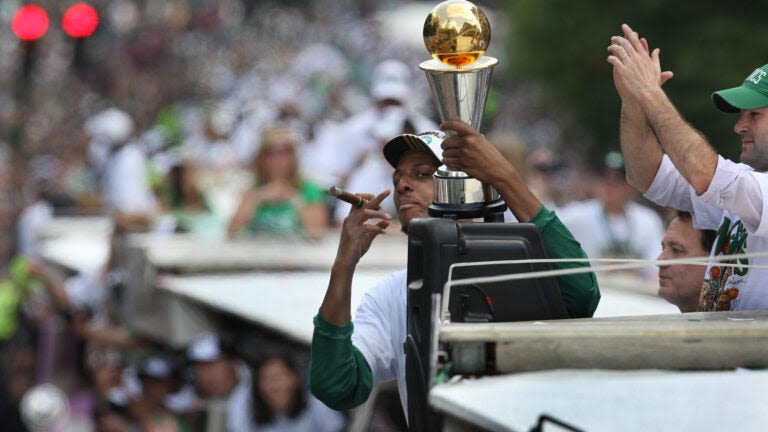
[300,180,327,204]
[309,314,374,410]
[530,206,601,318]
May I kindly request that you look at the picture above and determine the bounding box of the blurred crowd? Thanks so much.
[0,0,675,431]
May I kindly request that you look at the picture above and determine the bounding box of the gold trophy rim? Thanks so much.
[419,56,498,73]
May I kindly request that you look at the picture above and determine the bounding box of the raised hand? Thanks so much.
[439,120,511,186]
[259,179,299,203]
[336,190,392,266]
[608,24,673,100]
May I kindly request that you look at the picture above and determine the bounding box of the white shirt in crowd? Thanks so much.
[557,199,664,278]
[102,141,157,216]
[17,199,54,259]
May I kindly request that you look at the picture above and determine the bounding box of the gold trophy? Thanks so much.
[421,0,506,220]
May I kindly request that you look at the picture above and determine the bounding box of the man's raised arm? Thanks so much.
[608,23,717,195]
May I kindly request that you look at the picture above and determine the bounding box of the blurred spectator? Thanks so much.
[85,108,158,232]
[558,151,665,278]
[657,211,717,313]
[304,59,437,190]
[16,184,54,260]
[287,42,353,128]
[227,126,328,240]
[0,257,43,343]
[29,229,141,350]
[84,348,135,418]
[186,332,252,432]
[488,130,566,220]
[132,353,191,432]
[93,400,138,432]
[180,102,240,171]
[332,110,417,224]
[156,158,225,239]
[524,147,568,211]
[250,348,346,432]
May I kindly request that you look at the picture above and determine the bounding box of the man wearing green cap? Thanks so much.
[608,23,768,311]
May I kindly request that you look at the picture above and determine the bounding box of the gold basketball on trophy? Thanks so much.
[423,0,491,68]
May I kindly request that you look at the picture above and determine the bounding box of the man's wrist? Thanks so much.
[636,86,668,113]
[332,256,357,274]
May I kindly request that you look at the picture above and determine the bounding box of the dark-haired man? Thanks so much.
[657,211,717,312]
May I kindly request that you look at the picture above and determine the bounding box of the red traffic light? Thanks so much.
[62,2,99,39]
[11,4,50,41]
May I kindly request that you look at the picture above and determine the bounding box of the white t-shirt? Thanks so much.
[332,154,397,223]
[351,269,408,418]
[17,200,54,259]
[227,362,254,432]
[103,142,157,215]
[64,267,108,312]
[304,106,437,189]
[645,155,768,311]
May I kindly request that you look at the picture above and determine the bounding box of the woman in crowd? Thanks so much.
[227,126,328,240]
[250,349,345,432]
[157,159,224,239]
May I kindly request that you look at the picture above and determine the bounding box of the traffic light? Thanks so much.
[11,4,49,41]
[62,2,99,38]
[11,4,49,79]
[62,2,100,70]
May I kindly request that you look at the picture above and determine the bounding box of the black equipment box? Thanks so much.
[405,217,570,431]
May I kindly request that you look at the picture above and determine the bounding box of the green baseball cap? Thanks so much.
[712,64,768,113]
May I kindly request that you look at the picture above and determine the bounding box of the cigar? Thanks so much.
[328,186,369,208]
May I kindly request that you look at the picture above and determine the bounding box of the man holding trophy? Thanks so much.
[309,0,600,423]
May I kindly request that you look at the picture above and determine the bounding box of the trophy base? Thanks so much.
[428,198,507,221]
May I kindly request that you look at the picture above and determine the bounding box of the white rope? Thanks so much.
[444,250,768,289]
[439,251,768,321]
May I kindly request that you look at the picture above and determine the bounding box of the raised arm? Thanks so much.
[609,23,718,194]
[226,190,259,237]
[311,190,391,410]
[439,120,600,317]
[318,190,392,324]
[618,91,664,192]
[608,31,674,192]
[26,261,74,323]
